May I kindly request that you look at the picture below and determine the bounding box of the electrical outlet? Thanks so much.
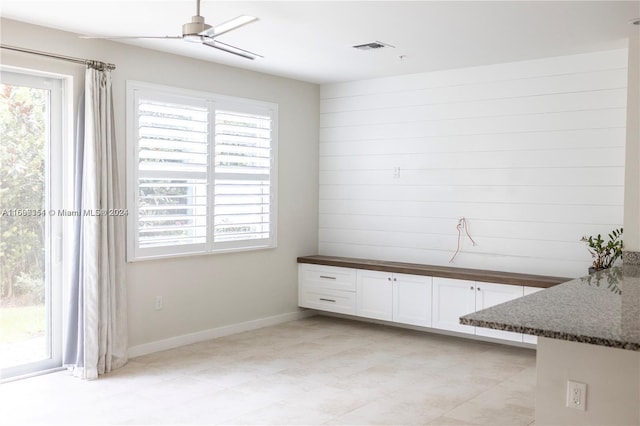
[566,380,587,411]
[155,295,163,311]
[393,166,401,178]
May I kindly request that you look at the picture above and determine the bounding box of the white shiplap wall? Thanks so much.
[319,49,627,278]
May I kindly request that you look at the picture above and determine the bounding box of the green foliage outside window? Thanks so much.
[0,84,46,305]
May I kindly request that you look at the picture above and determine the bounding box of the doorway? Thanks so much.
[0,69,65,380]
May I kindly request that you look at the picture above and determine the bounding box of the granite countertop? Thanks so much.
[460,265,640,351]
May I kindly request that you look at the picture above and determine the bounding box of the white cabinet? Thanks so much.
[356,270,432,326]
[432,277,476,334]
[298,264,357,315]
[299,261,549,346]
[475,282,524,342]
[356,270,393,320]
[393,273,432,327]
[432,277,524,342]
[522,286,544,344]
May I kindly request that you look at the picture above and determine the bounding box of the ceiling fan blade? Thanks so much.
[202,40,260,60]
[209,40,262,59]
[80,35,183,40]
[199,15,258,38]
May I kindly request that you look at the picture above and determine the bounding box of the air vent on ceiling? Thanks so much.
[352,41,395,51]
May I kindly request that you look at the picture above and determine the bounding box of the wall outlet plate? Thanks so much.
[155,295,163,311]
[566,380,587,411]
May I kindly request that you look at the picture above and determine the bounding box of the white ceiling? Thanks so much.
[1,0,639,84]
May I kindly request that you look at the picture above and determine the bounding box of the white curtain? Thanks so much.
[64,63,127,379]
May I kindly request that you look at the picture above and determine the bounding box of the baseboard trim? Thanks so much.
[128,309,317,358]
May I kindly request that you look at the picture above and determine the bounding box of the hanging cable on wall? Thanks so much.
[449,217,477,263]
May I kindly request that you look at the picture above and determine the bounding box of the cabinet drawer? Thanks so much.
[299,264,357,291]
[299,287,356,315]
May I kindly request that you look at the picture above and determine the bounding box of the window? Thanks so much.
[127,81,277,261]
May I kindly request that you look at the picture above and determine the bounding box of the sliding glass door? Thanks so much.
[0,70,64,380]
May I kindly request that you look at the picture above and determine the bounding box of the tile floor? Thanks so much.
[0,315,537,425]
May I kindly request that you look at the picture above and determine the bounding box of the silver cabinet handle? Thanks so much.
[319,275,336,280]
[319,298,336,303]
[470,286,474,290]
[477,287,481,291]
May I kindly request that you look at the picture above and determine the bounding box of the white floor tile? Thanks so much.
[0,315,536,426]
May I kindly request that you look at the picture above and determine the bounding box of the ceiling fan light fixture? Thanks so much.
[183,15,210,36]
[184,34,203,43]
[77,0,260,60]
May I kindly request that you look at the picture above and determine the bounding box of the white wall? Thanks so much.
[535,337,640,425]
[0,18,319,348]
[319,49,628,278]
[624,34,640,252]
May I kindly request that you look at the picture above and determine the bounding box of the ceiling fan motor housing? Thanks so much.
[183,15,211,36]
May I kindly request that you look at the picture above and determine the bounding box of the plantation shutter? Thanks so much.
[213,106,274,248]
[127,82,278,261]
[134,91,210,256]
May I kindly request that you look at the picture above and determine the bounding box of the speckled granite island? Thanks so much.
[460,265,640,350]
[461,263,640,425]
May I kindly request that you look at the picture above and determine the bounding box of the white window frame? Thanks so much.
[126,81,278,261]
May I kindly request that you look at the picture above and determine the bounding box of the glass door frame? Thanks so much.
[0,68,67,380]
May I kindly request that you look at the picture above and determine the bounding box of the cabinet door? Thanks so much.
[356,270,393,321]
[393,274,432,327]
[432,277,476,334]
[475,282,524,342]
[522,286,544,344]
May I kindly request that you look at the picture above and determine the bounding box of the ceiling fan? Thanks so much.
[80,0,261,60]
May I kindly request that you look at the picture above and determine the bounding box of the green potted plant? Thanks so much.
[580,227,623,274]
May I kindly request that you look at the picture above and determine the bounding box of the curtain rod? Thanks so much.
[1,44,116,71]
